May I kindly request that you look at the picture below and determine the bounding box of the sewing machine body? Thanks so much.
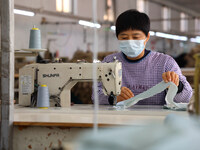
[19,61,122,107]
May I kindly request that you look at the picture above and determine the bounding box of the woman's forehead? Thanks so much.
[119,29,145,35]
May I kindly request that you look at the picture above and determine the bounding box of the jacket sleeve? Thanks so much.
[165,56,193,103]
[91,56,110,105]
[92,82,110,104]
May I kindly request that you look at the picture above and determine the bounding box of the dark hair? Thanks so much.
[115,9,150,37]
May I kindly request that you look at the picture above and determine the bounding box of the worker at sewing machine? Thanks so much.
[92,9,192,105]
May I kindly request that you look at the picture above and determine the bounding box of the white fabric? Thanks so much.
[116,81,188,110]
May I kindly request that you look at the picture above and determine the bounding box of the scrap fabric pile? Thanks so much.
[76,114,200,150]
[116,81,188,111]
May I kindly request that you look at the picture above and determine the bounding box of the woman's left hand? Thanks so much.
[162,71,179,86]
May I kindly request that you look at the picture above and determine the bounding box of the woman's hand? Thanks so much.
[162,71,179,86]
[117,87,134,102]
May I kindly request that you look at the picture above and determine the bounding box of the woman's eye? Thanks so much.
[133,37,140,39]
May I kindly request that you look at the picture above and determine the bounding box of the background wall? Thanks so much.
[14,0,198,60]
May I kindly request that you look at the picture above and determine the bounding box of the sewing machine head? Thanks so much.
[19,61,122,107]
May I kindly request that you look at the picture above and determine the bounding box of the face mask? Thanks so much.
[119,39,146,58]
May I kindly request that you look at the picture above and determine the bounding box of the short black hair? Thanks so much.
[115,9,150,37]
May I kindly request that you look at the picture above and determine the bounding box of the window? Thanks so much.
[195,18,200,33]
[137,0,145,12]
[104,0,115,22]
[56,0,72,13]
[137,0,149,14]
[180,12,188,32]
[162,7,171,31]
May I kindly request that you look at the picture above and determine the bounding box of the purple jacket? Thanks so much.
[92,51,193,105]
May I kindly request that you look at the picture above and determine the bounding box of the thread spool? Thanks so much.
[37,85,50,109]
[29,26,42,49]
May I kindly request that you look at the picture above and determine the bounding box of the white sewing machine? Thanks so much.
[18,60,122,107]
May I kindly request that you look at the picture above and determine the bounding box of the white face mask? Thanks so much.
[119,39,146,58]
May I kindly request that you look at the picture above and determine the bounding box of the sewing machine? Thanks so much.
[18,60,122,107]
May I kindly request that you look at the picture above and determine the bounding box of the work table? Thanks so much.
[12,104,190,149]
[14,104,189,127]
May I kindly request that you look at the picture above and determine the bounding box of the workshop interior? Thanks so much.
[1,0,200,150]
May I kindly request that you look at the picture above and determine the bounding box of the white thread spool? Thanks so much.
[37,85,50,109]
[29,26,42,49]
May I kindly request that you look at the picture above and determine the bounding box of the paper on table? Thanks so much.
[115,81,188,111]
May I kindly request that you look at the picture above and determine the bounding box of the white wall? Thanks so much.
[148,2,162,31]
[14,0,199,60]
[15,13,109,59]
[15,0,43,9]
[171,9,180,33]
[115,0,137,17]
[77,0,105,21]
[188,16,195,34]
[14,0,107,59]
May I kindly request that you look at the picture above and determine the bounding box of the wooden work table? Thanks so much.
[14,104,189,127]
[12,104,190,149]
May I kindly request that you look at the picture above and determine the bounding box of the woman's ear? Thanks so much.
[144,32,150,45]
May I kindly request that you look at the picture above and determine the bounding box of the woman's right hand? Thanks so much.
[117,87,134,102]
